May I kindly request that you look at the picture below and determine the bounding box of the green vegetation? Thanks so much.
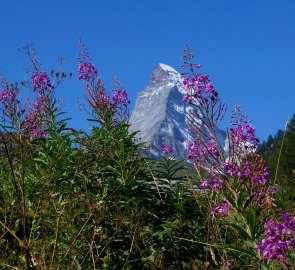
[0,44,294,269]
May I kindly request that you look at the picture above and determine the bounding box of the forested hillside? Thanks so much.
[258,114,295,207]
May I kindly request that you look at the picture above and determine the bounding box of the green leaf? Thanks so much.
[227,221,251,240]
[246,209,259,239]
[221,245,259,260]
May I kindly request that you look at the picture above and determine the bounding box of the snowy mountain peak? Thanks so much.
[158,63,179,74]
[129,63,192,159]
[150,63,182,87]
[129,63,226,160]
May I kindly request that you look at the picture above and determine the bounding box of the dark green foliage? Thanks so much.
[0,102,211,269]
[258,114,295,208]
[278,114,295,181]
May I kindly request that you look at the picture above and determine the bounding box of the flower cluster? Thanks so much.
[257,213,295,267]
[90,87,111,110]
[200,177,222,194]
[199,179,208,193]
[251,187,275,202]
[22,98,47,141]
[181,45,226,172]
[187,141,198,159]
[188,139,219,161]
[0,89,15,103]
[162,144,173,155]
[230,123,259,149]
[251,167,269,185]
[183,74,218,103]
[224,161,251,180]
[32,72,51,92]
[181,45,219,105]
[223,158,274,207]
[77,40,98,81]
[111,89,129,108]
[77,41,130,125]
[78,62,97,81]
[229,105,260,152]
[211,201,230,218]
[224,159,269,186]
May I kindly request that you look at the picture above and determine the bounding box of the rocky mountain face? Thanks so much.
[129,63,226,160]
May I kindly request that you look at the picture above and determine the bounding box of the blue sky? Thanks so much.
[0,0,294,140]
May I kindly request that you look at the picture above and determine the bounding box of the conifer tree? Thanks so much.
[279,114,295,181]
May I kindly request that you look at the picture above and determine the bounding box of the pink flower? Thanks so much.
[78,62,97,81]
[162,144,173,155]
[257,213,295,266]
[111,89,129,107]
[211,201,230,218]
[22,97,48,141]
[32,72,51,92]
[0,89,15,103]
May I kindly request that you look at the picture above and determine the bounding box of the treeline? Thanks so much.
[258,114,295,207]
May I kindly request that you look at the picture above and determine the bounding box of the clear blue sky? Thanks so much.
[0,0,294,141]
